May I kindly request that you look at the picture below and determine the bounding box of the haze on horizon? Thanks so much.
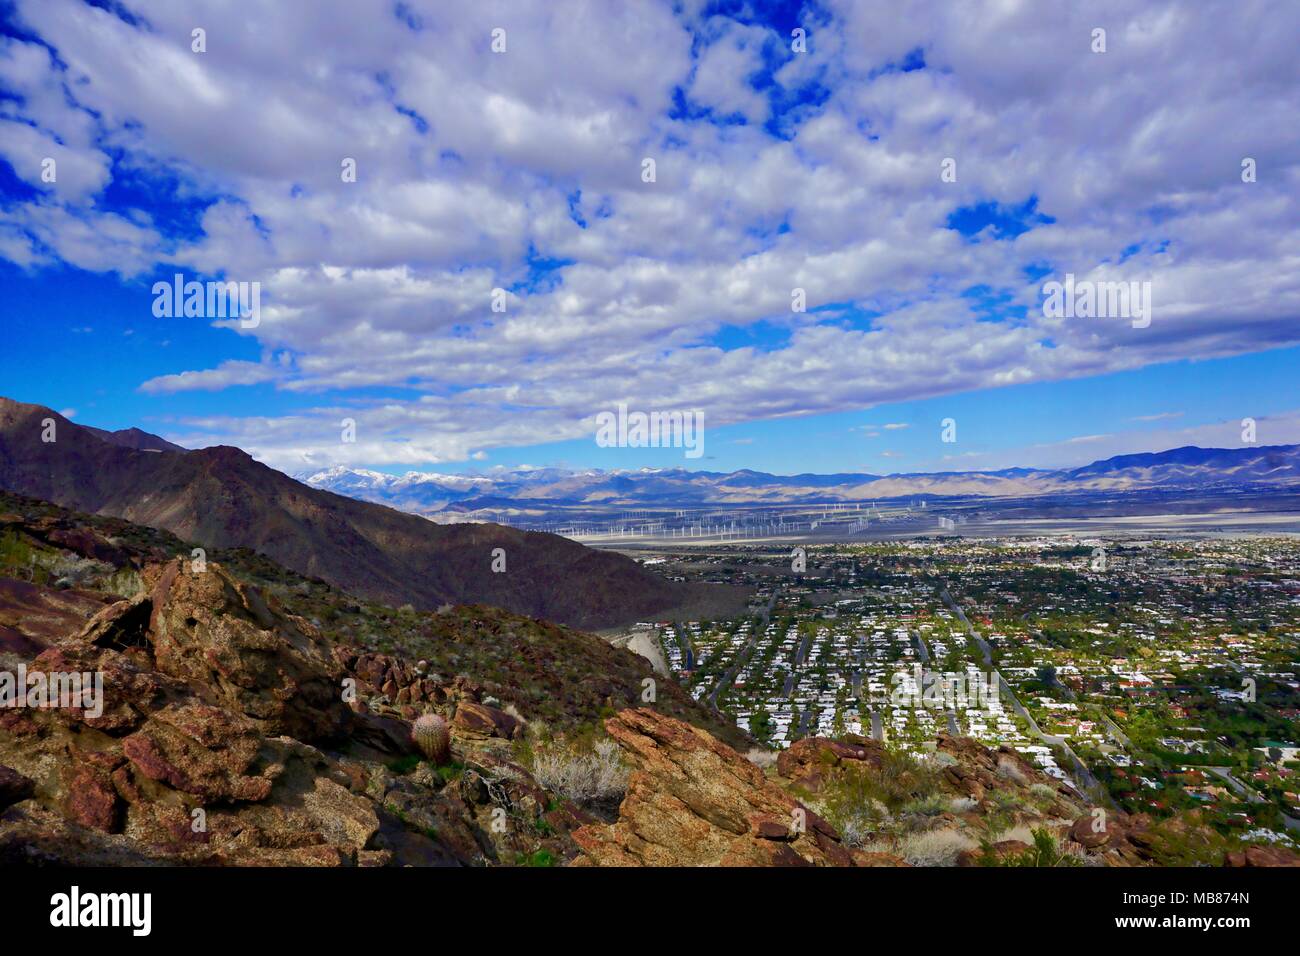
[1,1,1298,478]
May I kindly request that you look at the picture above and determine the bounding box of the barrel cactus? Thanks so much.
[412,713,451,764]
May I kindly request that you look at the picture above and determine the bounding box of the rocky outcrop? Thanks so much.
[776,735,886,793]
[0,576,111,657]
[453,701,523,741]
[334,647,450,715]
[1224,845,1300,867]
[145,560,351,743]
[934,734,1075,815]
[571,709,876,867]
[0,553,591,867]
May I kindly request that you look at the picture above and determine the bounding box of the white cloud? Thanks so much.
[1,0,1297,469]
[139,360,280,394]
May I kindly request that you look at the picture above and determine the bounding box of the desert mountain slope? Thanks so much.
[0,397,687,629]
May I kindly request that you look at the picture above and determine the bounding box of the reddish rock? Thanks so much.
[146,560,351,743]
[957,839,1031,866]
[571,709,859,867]
[1070,812,1120,849]
[753,815,794,840]
[453,701,522,740]
[776,736,885,792]
[122,703,273,802]
[1224,845,1300,867]
[62,764,122,833]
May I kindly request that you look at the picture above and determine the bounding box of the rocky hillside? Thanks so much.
[571,710,1298,867]
[0,500,733,865]
[0,397,693,629]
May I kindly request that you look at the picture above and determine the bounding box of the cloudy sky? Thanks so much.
[1,0,1298,476]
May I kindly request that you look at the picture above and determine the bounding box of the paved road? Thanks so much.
[1205,766,1300,833]
[940,580,1112,808]
[911,629,930,664]
[707,586,780,709]
[1097,712,1133,750]
[794,633,811,667]
[940,586,993,667]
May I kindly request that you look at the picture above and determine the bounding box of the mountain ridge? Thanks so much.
[0,396,694,629]
[298,443,1300,514]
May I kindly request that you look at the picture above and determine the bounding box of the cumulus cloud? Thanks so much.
[139,360,280,394]
[1,0,1297,470]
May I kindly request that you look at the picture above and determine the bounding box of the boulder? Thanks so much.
[453,701,522,740]
[146,560,351,743]
[1224,845,1300,867]
[776,736,884,792]
[571,709,865,867]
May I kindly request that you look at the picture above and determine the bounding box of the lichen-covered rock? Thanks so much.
[571,709,864,867]
[776,736,884,793]
[146,560,351,743]
[122,702,272,802]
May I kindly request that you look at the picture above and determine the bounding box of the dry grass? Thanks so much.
[867,828,977,867]
[529,739,629,807]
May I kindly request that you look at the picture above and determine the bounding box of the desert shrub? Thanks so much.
[386,754,421,775]
[900,792,950,820]
[990,827,1083,867]
[745,747,778,770]
[530,738,629,808]
[975,790,1023,842]
[816,746,948,842]
[918,750,959,770]
[995,756,1030,785]
[866,745,945,809]
[896,828,976,867]
[820,781,891,847]
[0,529,38,571]
[102,567,144,598]
[1136,817,1234,866]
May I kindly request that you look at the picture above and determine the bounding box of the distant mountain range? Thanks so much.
[0,397,690,629]
[299,443,1300,514]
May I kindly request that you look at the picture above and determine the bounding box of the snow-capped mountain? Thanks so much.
[298,444,1300,515]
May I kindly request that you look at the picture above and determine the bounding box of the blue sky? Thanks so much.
[1,1,1297,476]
